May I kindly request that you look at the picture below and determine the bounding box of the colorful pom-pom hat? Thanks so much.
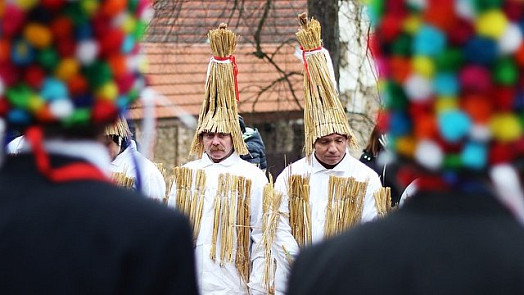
[368,0,524,218]
[0,0,152,182]
[1,0,151,128]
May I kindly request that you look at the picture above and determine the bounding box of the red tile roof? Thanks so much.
[130,0,307,119]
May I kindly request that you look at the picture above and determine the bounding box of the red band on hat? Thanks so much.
[300,45,323,82]
[213,55,240,101]
[25,126,110,183]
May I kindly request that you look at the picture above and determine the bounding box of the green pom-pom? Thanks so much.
[64,108,91,127]
[474,0,503,12]
[37,48,59,71]
[63,2,88,25]
[128,0,139,13]
[384,81,408,110]
[6,84,32,109]
[436,48,463,72]
[133,20,148,41]
[493,58,518,85]
[443,153,462,169]
[84,61,113,88]
[391,34,412,56]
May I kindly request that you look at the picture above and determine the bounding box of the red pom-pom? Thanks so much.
[447,17,474,46]
[41,0,66,10]
[35,106,56,123]
[492,86,515,111]
[24,66,46,89]
[50,17,73,41]
[68,74,88,96]
[0,62,20,86]
[503,1,524,21]
[414,114,438,139]
[489,143,515,165]
[108,54,127,78]
[515,43,524,67]
[461,94,493,124]
[92,100,117,123]
[101,0,128,17]
[99,29,124,57]
[378,13,404,43]
[376,110,390,133]
[0,40,10,63]
[116,74,135,94]
[1,5,25,38]
[389,56,411,84]
[57,38,76,57]
[425,0,456,31]
[0,98,10,116]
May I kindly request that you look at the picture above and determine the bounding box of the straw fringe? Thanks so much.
[170,167,207,242]
[189,23,248,157]
[287,174,311,247]
[261,175,284,293]
[111,172,135,188]
[373,186,392,218]
[324,175,368,238]
[296,13,357,156]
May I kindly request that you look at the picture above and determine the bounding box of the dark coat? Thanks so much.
[288,190,524,295]
[0,154,198,295]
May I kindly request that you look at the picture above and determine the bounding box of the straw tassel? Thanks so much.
[288,174,311,246]
[373,187,392,218]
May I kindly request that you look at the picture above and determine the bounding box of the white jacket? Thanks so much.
[275,149,381,244]
[110,141,166,201]
[168,152,299,295]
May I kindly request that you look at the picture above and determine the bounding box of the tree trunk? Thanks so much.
[307,0,340,89]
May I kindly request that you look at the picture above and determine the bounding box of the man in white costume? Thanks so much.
[275,14,380,245]
[167,24,298,294]
[103,117,166,201]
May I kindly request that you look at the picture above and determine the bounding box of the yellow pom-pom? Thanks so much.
[97,82,119,101]
[476,10,508,39]
[24,23,53,49]
[490,113,522,142]
[396,136,417,157]
[28,94,44,113]
[412,56,435,78]
[435,96,458,113]
[55,58,79,81]
[81,0,100,16]
[16,0,39,10]
[403,15,422,35]
[122,16,137,34]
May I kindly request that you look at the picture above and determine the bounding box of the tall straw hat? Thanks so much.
[296,13,357,157]
[189,23,248,157]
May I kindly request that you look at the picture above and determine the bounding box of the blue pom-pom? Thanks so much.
[514,89,524,110]
[438,110,471,142]
[71,94,94,107]
[117,95,129,109]
[41,78,69,101]
[8,109,31,125]
[461,141,487,170]
[413,25,446,56]
[433,73,459,96]
[11,40,35,66]
[389,111,412,136]
[75,24,93,40]
[463,37,497,65]
[121,36,135,54]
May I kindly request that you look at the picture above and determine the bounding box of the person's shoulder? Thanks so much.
[236,157,267,181]
[344,154,381,177]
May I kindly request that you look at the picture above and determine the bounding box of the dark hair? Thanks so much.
[363,125,383,157]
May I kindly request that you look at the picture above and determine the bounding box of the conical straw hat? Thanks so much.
[189,23,248,157]
[296,13,357,157]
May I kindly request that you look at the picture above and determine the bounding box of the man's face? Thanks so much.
[202,132,234,163]
[313,133,348,166]
[101,135,121,161]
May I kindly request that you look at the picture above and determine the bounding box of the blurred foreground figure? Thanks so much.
[0,1,197,294]
[104,116,166,201]
[288,1,524,294]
